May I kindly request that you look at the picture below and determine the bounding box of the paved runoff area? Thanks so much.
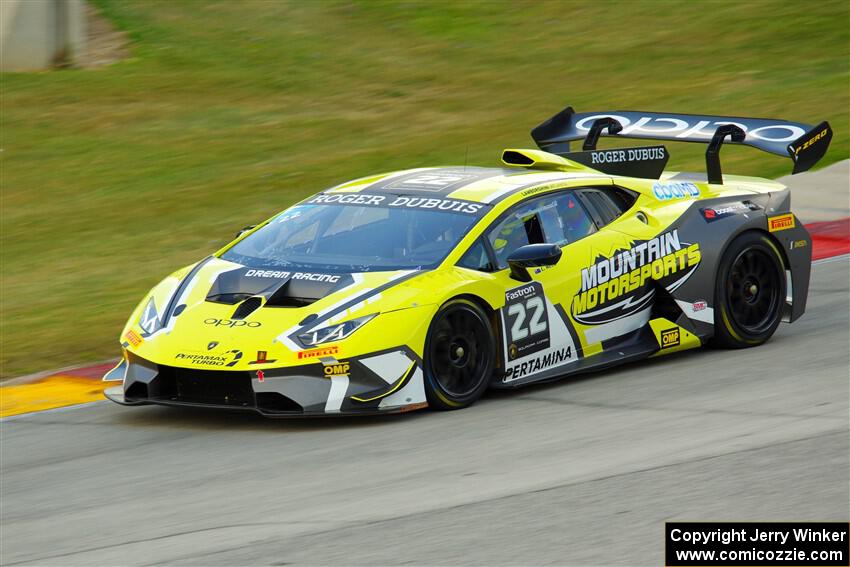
[1,161,848,565]
[1,257,847,566]
[778,159,849,224]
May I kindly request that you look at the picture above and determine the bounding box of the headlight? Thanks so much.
[297,314,376,347]
[139,297,161,335]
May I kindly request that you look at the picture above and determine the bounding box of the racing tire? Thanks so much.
[713,231,786,348]
[423,298,495,410]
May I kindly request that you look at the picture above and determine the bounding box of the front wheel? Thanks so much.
[714,231,786,348]
[424,298,495,410]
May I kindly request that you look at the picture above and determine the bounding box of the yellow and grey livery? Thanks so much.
[105,107,828,416]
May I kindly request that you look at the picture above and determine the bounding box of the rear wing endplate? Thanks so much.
[531,107,832,183]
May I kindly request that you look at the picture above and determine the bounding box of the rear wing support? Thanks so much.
[705,124,746,184]
[582,118,623,150]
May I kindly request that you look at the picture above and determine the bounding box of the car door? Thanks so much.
[484,188,648,386]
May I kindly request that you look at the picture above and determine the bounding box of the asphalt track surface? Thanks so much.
[2,257,848,566]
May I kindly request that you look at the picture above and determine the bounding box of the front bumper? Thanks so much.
[104,348,428,418]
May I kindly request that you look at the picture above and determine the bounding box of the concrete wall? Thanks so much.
[1,0,86,71]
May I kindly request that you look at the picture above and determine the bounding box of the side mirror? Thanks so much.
[236,225,256,239]
[507,243,562,282]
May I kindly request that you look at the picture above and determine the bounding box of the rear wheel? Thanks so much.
[424,298,495,410]
[714,232,786,348]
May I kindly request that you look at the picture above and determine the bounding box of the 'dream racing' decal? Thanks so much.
[572,229,701,325]
[501,282,577,384]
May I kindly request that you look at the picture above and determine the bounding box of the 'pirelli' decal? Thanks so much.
[768,213,795,232]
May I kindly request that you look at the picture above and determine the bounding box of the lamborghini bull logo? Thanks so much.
[572,230,701,325]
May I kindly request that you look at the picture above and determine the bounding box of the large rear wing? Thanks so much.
[531,107,832,183]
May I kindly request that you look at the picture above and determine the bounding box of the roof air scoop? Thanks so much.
[500,149,585,171]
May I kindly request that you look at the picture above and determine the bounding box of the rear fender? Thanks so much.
[655,192,810,338]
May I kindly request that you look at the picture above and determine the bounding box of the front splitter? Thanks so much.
[103,386,427,418]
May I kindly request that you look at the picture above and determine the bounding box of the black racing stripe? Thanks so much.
[554,303,583,360]
[288,270,426,345]
[486,177,583,206]
[347,358,394,390]
[363,167,517,197]
[354,344,424,366]
[161,256,213,327]
[349,360,416,404]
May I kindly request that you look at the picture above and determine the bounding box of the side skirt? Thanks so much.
[491,322,700,389]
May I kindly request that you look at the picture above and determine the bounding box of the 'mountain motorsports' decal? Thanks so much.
[573,229,701,324]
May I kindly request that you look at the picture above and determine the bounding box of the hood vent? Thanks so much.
[207,268,354,308]
[264,278,330,308]
[232,296,263,320]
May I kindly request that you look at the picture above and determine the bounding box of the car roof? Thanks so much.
[323,166,611,206]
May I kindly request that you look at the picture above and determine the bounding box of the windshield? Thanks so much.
[221,194,488,272]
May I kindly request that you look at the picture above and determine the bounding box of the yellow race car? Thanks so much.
[104,107,831,417]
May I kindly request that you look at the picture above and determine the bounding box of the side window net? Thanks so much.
[579,187,636,227]
[486,192,596,270]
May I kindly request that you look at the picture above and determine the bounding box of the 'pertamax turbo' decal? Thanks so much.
[501,282,577,384]
[572,229,701,325]
[175,349,243,368]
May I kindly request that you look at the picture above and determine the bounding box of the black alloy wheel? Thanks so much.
[424,298,495,410]
[714,231,786,348]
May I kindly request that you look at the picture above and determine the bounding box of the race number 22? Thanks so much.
[503,282,551,360]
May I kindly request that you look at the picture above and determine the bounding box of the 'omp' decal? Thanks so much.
[573,229,701,325]
[660,328,680,348]
[501,283,577,384]
[322,361,351,378]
